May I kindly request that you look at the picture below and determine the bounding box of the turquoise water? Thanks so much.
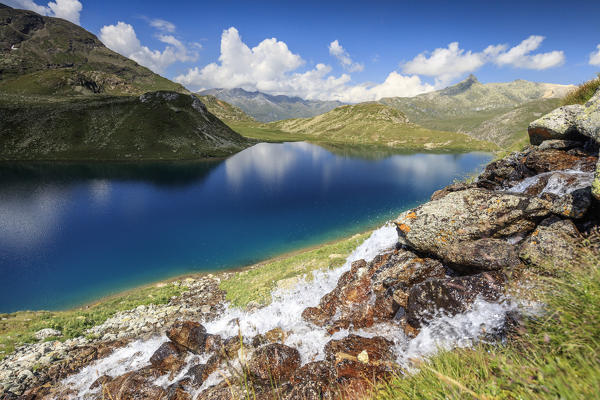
[0,142,492,312]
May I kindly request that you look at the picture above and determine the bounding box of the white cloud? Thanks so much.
[494,35,564,69]
[402,36,564,85]
[328,40,364,72]
[590,44,600,66]
[175,27,431,102]
[99,22,198,74]
[4,0,82,24]
[149,18,176,33]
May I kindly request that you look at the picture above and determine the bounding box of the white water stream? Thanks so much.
[61,223,518,398]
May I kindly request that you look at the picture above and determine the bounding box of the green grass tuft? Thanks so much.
[562,74,600,106]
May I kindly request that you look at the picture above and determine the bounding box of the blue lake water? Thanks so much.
[0,142,492,312]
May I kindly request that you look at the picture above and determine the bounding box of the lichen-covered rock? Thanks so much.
[436,238,521,273]
[324,335,394,380]
[149,341,186,376]
[286,361,336,400]
[395,189,551,258]
[187,354,221,387]
[594,156,600,201]
[167,321,207,354]
[519,217,581,269]
[430,182,476,200]
[476,151,534,190]
[574,87,600,143]
[528,105,584,145]
[543,187,593,219]
[34,328,62,341]
[248,343,300,381]
[406,271,506,329]
[538,139,585,151]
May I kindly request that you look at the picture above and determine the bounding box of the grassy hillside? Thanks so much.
[261,103,497,152]
[379,75,572,148]
[0,91,252,160]
[198,94,257,123]
[0,5,186,96]
[562,75,600,106]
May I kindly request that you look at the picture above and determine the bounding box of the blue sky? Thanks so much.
[6,0,600,101]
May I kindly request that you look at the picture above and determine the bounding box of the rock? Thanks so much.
[167,321,207,354]
[34,329,62,341]
[286,361,336,400]
[165,381,193,400]
[406,271,506,328]
[103,369,165,400]
[324,335,394,380]
[187,354,221,387]
[248,343,301,381]
[149,342,186,376]
[538,139,583,151]
[302,251,444,333]
[89,375,112,390]
[524,148,597,173]
[519,217,581,269]
[196,380,241,400]
[436,238,521,273]
[430,182,475,201]
[203,334,223,354]
[543,187,593,219]
[264,328,286,344]
[395,189,551,258]
[594,156,600,201]
[528,105,584,145]
[477,152,535,190]
[574,87,600,143]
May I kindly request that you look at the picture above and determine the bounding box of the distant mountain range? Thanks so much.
[203,76,574,148]
[0,4,252,160]
[198,88,345,122]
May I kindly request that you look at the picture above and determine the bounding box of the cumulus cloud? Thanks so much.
[175,27,431,102]
[4,0,82,24]
[149,18,176,33]
[494,35,564,69]
[328,40,364,72]
[590,44,600,66]
[99,22,198,74]
[402,35,564,85]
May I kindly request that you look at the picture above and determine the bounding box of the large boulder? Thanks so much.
[406,271,506,329]
[528,105,584,145]
[394,189,551,259]
[167,321,208,354]
[519,217,581,270]
[149,341,186,376]
[524,148,597,173]
[574,87,600,143]
[324,335,394,380]
[247,343,301,381]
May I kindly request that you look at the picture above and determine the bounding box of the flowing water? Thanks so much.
[0,142,492,312]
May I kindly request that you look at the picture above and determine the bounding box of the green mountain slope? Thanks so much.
[264,103,496,151]
[0,91,251,160]
[379,75,572,147]
[0,4,186,96]
[198,94,256,123]
[0,5,253,160]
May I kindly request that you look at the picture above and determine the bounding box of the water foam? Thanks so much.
[506,169,593,196]
[59,223,518,397]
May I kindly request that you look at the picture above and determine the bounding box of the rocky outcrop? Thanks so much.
[519,217,582,269]
[574,87,600,142]
[527,105,584,145]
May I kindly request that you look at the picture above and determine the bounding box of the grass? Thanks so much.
[0,283,186,361]
[219,232,370,308]
[562,74,600,106]
[370,232,600,400]
[227,121,307,143]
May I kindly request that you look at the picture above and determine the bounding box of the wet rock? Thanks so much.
[406,271,506,328]
[303,251,444,333]
[187,354,221,387]
[89,375,111,390]
[574,87,600,143]
[436,238,521,273]
[477,151,534,190]
[286,361,336,400]
[324,335,394,380]
[34,328,62,341]
[519,217,581,269]
[149,341,186,376]
[203,334,223,354]
[265,328,286,344]
[196,381,241,400]
[395,189,551,258]
[248,343,300,381]
[543,187,593,218]
[103,369,165,400]
[167,321,207,354]
[165,381,193,400]
[524,148,597,173]
[538,139,584,151]
[528,105,584,145]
